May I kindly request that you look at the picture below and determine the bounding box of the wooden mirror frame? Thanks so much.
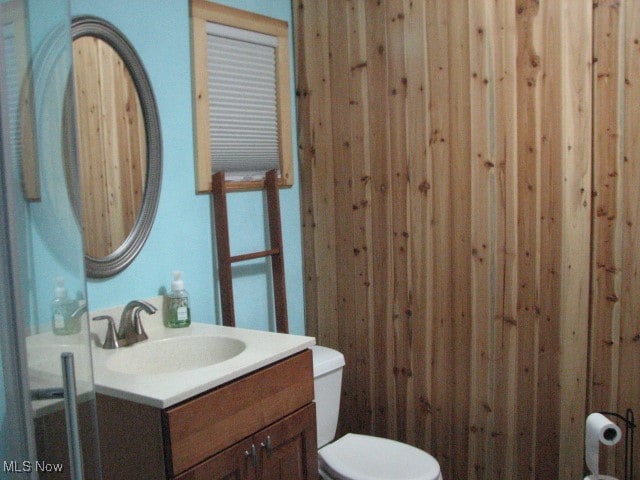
[70,17,162,278]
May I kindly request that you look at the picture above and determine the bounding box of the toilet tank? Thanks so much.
[311,345,345,448]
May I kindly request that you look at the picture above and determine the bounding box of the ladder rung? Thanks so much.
[229,248,280,263]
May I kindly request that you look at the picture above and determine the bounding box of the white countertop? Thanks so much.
[91,322,315,408]
[27,297,315,411]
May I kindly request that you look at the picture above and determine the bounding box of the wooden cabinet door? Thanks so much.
[175,404,318,480]
[164,350,314,476]
[257,404,318,480]
[174,438,257,480]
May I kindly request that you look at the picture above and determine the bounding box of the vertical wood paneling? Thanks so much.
[478,1,519,477]
[327,0,354,435]
[296,0,338,349]
[620,1,640,470]
[385,0,410,442]
[557,2,592,477]
[363,0,394,440]
[403,0,431,450]
[295,1,636,479]
[468,1,496,476]
[494,0,519,475]
[591,0,640,474]
[447,2,472,478]
[514,2,541,477]
[591,1,623,431]
[535,2,563,476]
[423,0,454,474]
[294,0,319,344]
[345,0,374,437]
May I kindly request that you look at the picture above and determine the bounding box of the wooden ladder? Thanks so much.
[211,169,288,333]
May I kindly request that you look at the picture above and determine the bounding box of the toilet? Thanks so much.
[312,345,443,480]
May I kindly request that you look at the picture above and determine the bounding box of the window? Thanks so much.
[190,0,293,192]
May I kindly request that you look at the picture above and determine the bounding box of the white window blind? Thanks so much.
[206,22,280,182]
[3,23,22,169]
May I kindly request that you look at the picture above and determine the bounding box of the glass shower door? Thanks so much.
[0,0,101,478]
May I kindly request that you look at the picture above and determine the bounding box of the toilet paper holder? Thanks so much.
[596,409,635,480]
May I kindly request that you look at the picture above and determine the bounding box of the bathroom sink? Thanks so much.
[105,336,246,375]
[26,340,92,379]
[83,305,315,408]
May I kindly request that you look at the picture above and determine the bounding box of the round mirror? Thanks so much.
[70,16,161,278]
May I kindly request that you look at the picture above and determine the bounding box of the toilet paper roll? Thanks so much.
[585,413,622,475]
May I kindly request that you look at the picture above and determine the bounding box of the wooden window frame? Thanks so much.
[190,0,293,192]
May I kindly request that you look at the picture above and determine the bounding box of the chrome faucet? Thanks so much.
[92,300,157,349]
[71,302,88,320]
[93,315,121,349]
[118,300,157,345]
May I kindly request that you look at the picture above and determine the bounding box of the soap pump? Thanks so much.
[52,277,79,335]
[167,271,191,328]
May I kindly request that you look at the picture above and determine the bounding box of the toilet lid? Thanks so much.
[318,434,441,480]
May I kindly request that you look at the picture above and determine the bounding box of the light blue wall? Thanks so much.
[70,0,306,335]
[27,2,88,332]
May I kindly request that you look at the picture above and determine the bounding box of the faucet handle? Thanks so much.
[132,310,148,342]
[93,315,121,349]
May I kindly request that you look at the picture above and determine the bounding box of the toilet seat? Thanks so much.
[318,433,442,480]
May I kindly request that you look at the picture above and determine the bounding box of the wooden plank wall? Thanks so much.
[591,0,640,476]
[296,1,636,478]
[73,37,146,258]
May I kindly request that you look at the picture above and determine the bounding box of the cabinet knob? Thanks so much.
[244,444,258,468]
[260,435,273,456]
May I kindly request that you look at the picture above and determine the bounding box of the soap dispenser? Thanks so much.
[167,271,191,328]
[52,277,79,335]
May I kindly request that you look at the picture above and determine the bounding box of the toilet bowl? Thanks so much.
[318,433,442,480]
[312,345,443,480]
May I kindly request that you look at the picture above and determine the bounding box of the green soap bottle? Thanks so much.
[52,277,79,335]
[167,271,191,328]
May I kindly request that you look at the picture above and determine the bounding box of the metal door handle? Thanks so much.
[31,387,64,400]
[244,443,258,468]
[61,352,84,480]
[260,435,272,456]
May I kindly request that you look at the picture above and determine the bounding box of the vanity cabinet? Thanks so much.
[96,350,317,480]
[177,403,316,479]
